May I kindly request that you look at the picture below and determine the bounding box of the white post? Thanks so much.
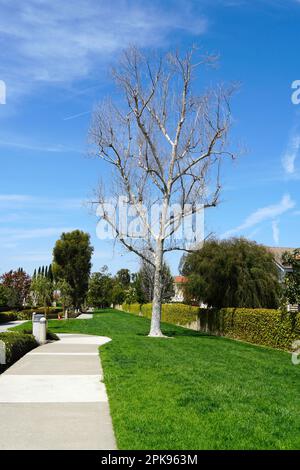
[0,340,6,365]
[32,312,39,340]
[39,317,47,344]
[32,313,47,344]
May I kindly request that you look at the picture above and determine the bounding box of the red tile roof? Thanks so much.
[266,246,295,269]
[174,276,188,284]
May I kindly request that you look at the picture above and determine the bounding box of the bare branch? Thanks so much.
[89,45,236,263]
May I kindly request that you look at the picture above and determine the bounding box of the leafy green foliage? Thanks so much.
[55,279,73,312]
[87,267,140,307]
[111,283,126,306]
[31,275,53,312]
[123,286,138,304]
[131,272,146,304]
[87,270,114,308]
[181,238,280,308]
[281,248,300,307]
[53,230,93,308]
[116,269,131,288]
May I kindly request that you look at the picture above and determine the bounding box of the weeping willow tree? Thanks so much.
[181,238,280,308]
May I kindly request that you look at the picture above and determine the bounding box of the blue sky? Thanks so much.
[0,0,300,276]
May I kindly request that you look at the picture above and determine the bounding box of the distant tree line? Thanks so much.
[1,234,299,314]
[87,262,174,309]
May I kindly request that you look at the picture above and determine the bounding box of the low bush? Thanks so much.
[0,332,38,372]
[0,311,18,323]
[21,328,59,342]
[46,330,60,341]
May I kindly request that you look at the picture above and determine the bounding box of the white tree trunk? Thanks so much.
[149,239,164,337]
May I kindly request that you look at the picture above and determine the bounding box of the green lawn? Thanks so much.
[13,309,300,450]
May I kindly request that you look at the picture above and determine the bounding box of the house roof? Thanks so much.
[266,247,295,269]
[174,275,188,284]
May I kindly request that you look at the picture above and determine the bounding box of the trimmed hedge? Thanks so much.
[141,303,200,326]
[122,302,200,326]
[0,307,64,322]
[199,308,300,351]
[0,311,18,324]
[122,303,141,315]
[0,332,38,372]
[121,303,300,351]
[16,307,63,320]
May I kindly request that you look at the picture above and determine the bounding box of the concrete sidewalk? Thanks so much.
[76,313,93,320]
[0,320,27,333]
[0,334,117,450]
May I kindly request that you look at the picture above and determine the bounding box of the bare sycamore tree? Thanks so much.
[90,46,236,337]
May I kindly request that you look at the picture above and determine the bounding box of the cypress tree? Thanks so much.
[48,264,53,282]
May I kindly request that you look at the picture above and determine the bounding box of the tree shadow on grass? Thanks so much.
[136,328,219,339]
[164,329,220,339]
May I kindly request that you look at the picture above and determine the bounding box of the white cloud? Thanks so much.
[0,0,207,99]
[0,139,82,153]
[245,227,261,240]
[271,220,280,245]
[63,111,91,121]
[10,251,52,263]
[222,194,295,238]
[0,227,75,240]
[0,194,32,202]
[0,194,84,211]
[282,130,300,174]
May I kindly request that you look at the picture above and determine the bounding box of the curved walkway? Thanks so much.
[0,320,27,333]
[0,334,116,450]
[76,313,94,320]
